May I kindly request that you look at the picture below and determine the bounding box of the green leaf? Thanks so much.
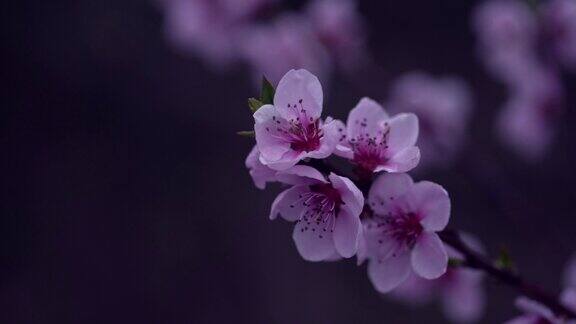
[448,258,464,268]
[260,77,275,105]
[495,246,515,271]
[237,130,255,137]
[248,97,263,113]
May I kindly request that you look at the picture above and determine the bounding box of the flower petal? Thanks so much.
[328,173,364,216]
[560,288,576,311]
[270,186,309,221]
[346,97,388,140]
[254,104,291,163]
[274,69,323,122]
[305,117,341,159]
[386,113,419,155]
[411,232,448,279]
[564,253,576,288]
[367,252,411,293]
[378,146,420,173]
[333,206,362,258]
[293,218,336,261]
[368,173,413,215]
[245,146,277,189]
[407,181,451,231]
[276,165,327,185]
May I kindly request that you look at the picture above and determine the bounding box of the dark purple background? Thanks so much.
[2,0,576,323]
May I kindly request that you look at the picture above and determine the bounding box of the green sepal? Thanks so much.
[237,130,255,137]
[260,77,275,105]
[248,97,264,113]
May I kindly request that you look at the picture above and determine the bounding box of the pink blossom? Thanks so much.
[387,72,472,169]
[269,166,364,261]
[160,0,274,68]
[390,234,485,323]
[334,98,420,173]
[239,15,332,86]
[306,0,366,72]
[245,146,277,190]
[253,69,341,170]
[541,0,576,71]
[359,173,451,293]
[496,66,563,161]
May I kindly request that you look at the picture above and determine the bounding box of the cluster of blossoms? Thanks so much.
[157,0,366,85]
[246,69,469,321]
[473,0,575,161]
[244,69,576,322]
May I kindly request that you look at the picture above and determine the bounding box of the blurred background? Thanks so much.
[2,0,576,323]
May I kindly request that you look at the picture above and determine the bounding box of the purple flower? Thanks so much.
[306,0,366,72]
[387,72,472,169]
[541,0,576,71]
[269,166,364,261]
[245,146,277,190]
[253,69,341,170]
[359,173,451,293]
[496,66,563,161]
[239,15,332,86]
[334,98,420,173]
[390,234,485,323]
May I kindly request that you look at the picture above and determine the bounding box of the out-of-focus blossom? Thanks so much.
[334,98,420,174]
[253,69,341,170]
[239,15,332,86]
[306,0,366,72]
[505,254,576,324]
[472,0,538,84]
[270,165,364,261]
[387,72,472,170]
[359,173,451,293]
[390,234,485,323]
[160,0,274,68]
[541,0,576,71]
[496,66,563,161]
[245,145,277,189]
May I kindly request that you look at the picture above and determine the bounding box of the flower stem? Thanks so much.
[439,230,576,320]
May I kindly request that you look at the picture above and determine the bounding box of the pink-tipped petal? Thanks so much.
[293,219,336,261]
[411,232,448,279]
[270,186,309,221]
[328,173,364,216]
[368,173,414,215]
[367,252,411,293]
[346,97,388,140]
[274,69,323,122]
[386,113,419,155]
[333,206,361,258]
[409,181,451,231]
[379,146,421,173]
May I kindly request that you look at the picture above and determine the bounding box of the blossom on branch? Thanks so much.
[359,173,451,293]
[269,166,364,262]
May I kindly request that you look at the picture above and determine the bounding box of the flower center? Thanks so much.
[291,183,343,236]
[289,121,322,152]
[375,211,423,255]
[349,123,390,171]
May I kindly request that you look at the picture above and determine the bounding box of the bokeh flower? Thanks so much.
[387,72,472,170]
[270,166,364,261]
[359,173,451,293]
[253,69,341,170]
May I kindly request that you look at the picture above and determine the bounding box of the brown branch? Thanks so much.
[439,230,576,320]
